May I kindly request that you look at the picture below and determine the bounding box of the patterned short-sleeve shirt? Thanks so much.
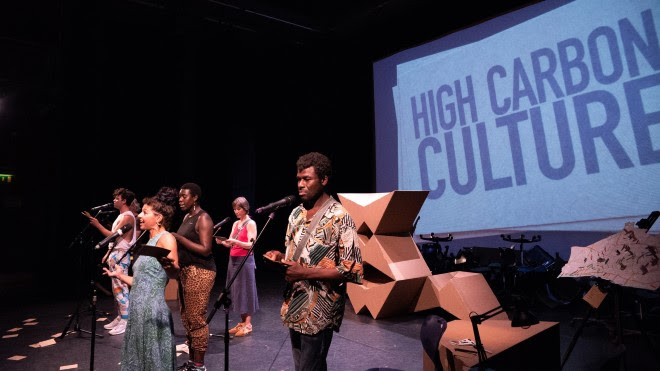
[281,198,363,335]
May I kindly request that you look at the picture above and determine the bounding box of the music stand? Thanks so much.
[206,211,277,371]
[500,234,541,266]
[559,211,659,369]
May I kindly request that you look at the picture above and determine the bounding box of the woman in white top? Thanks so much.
[85,187,137,335]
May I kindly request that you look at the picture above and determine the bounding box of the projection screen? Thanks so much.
[374,0,660,234]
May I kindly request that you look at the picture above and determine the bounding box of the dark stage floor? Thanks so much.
[1,266,659,371]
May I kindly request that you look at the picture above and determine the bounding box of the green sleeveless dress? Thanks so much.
[121,232,176,370]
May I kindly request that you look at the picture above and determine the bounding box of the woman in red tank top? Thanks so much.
[216,196,259,337]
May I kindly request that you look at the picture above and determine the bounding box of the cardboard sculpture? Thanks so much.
[339,191,430,318]
[415,271,506,321]
[339,191,509,321]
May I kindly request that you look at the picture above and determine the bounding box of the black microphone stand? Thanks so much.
[207,211,277,371]
[60,210,111,371]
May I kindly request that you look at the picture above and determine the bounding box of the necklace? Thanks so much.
[186,207,200,219]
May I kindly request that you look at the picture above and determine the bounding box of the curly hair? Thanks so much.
[143,186,178,229]
[296,152,332,181]
[113,188,136,206]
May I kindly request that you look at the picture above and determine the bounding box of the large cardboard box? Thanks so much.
[422,319,560,370]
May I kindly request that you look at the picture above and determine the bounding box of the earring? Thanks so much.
[192,205,196,213]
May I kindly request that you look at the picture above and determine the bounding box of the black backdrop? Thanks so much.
[0,0,537,298]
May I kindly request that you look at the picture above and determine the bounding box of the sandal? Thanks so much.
[235,323,252,337]
[228,322,245,335]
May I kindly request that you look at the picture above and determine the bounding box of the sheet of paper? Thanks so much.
[29,339,56,348]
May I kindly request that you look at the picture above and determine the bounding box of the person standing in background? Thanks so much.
[216,196,259,337]
[172,183,216,371]
[85,187,137,336]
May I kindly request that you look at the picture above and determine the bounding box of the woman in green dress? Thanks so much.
[105,188,180,370]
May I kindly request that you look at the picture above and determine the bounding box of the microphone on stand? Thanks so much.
[90,202,114,211]
[95,224,132,250]
[214,217,231,230]
[255,195,297,214]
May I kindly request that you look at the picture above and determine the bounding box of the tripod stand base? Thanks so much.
[62,326,105,339]
[209,333,233,340]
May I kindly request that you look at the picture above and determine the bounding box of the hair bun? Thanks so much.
[154,186,178,208]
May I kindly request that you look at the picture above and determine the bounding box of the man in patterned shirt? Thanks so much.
[264,152,363,371]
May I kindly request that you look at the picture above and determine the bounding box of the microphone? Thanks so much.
[255,195,297,214]
[90,202,114,211]
[214,217,231,230]
[95,223,132,250]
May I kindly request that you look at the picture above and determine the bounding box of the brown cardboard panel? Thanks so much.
[442,272,505,320]
[347,277,427,319]
[363,235,431,280]
[414,272,461,312]
[347,281,369,314]
[336,194,365,229]
[374,235,425,262]
[373,278,427,318]
[338,191,429,235]
[375,191,429,234]
[362,192,395,233]
[362,237,397,280]
[338,192,392,232]
[388,259,432,281]
[165,278,178,301]
[415,276,441,312]
[347,280,395,316]
[417,272,505,321]
[339,192,394,234]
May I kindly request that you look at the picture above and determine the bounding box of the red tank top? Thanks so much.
[230,220,251,257]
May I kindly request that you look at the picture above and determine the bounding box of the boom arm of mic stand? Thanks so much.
[67,210,104,249]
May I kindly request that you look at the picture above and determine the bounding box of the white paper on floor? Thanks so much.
[29,339,56,348]
[176,343,189,354]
